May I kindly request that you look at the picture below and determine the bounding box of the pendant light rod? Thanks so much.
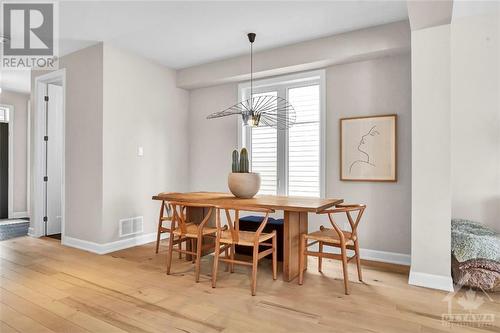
[206,32,296,130]
[247,33,256,102]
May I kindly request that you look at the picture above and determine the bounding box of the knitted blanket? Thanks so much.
[451,219,499,263]
[451,219,499,291]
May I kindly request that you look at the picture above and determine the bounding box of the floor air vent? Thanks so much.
[119,216,143,237]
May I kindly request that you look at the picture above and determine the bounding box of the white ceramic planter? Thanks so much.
[228,173,261,199]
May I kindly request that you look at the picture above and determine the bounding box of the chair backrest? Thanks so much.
[168,201,214,235]
[214,205,275,243]
[318,204,366,237]
[163,201,172,218]
[159,201,174,234]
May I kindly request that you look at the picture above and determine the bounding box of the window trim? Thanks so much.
[237,69,326,198]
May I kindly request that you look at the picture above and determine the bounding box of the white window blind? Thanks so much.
[243,71,324,198]
[288,85,320,197]
[250,92,278,195]
[0,107,8,123]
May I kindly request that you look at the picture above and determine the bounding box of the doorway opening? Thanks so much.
[0,104,14,219]
[32,69,66,240]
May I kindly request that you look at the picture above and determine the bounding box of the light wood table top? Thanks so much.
[152,192,343,213]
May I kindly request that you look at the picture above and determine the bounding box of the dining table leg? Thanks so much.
[283,211,308,282]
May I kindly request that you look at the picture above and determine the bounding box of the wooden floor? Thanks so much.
[0,237,498,333]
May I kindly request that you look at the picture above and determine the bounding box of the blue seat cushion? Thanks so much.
[237,215,284,260]
[239,215,284,226]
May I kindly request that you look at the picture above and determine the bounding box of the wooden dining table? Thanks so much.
[152,192,343,282]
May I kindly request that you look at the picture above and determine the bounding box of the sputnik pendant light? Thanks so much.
[206,33,296,130]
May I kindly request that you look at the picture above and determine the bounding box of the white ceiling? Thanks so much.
[59,1,408,69]
[1,1,409,94]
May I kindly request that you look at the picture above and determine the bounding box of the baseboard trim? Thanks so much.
[11,211,29,219]
[408,270,454,292]
[62,232,169,255]
[359,248,410,266]
[318,245,410,266]
[61,233,410,266]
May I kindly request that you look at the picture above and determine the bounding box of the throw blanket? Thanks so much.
[451,219,500,291]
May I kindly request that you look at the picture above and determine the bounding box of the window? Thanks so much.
[239,71,325,197]
[249,92,278,195]
[0,106,9,123]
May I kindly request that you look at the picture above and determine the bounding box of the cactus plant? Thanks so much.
[230,148,250,173]
[239,148,249,173]
[228,147,260,198]
[231,150,240,173]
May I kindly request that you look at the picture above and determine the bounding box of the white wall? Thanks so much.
[31,43,104,241]
[451,11,500,231]
[0,90,30,216]
[101,44,190,244]
[188,54,412,258]
[31,43,191,246]
[409,24,453,291]
[188,83,238,192]
[407,2,498,291]
[59,44,104,241]
[326,55,411,255]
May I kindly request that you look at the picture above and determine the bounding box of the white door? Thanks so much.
[45,84,63,235]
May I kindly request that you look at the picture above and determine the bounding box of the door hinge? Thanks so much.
[44,135,48,141]
[44,96,49,102]
[43,216,47,222]
[43,176,48,182]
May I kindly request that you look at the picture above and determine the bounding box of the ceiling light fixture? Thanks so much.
[206,33,296,130]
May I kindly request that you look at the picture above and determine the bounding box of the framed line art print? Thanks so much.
[340,114,397,182]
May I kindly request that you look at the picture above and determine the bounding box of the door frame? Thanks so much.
[31,69,66,238]
[0,104,14,219]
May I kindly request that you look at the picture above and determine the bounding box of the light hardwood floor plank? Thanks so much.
[0,237,498,333]
[0,289,91,333]
[0,279,128,333]
[0,321,21,333]
[0,303,55,333]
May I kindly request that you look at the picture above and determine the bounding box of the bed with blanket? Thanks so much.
[451,219,499,291]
